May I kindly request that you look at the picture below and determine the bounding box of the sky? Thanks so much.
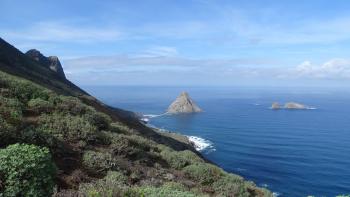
[1,0,350,86]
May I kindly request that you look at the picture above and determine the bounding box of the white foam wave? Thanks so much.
[143,113,167,118]
[187,136,215,152]
[272,192,281,197]
[140,117,150,123]
[306,107,317,110]
[260,183,269,188]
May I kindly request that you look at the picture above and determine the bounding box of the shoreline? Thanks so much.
[146,122,214,152]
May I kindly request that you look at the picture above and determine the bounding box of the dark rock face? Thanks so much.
[47,56,65,79]
[25,49,66,79]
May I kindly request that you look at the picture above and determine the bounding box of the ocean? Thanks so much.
[83,86,350,197]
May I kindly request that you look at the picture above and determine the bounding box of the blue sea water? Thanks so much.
[83,86,350,197]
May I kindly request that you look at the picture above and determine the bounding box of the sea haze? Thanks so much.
[83,86,350,197]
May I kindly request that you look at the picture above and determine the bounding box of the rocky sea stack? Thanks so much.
[271,102,308,110]
[167,92,203,114]
[271,102,281,109]
[25,49,66,79]
[284,102,307,109]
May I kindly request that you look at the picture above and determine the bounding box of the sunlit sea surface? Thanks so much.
[83,86,350,197]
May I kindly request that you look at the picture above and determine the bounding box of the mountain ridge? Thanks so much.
[25,49,66,79]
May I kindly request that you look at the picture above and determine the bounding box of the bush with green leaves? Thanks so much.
[55,96,91,115]
[84,111,112,130]
[37,113,98,142]
[0,96,23,124]
[183,163,223,185]
[82,151,119,173]
[135,183,202,197]
[109,122,133,134]
[28,98,54,113]
[0,115,15,145]
[1,75,50,103]
[0,143,56,196]
[160,149,203,169]
[212,173,246,196]
[54,96,112,129]
[110,134,146,151]
[0,115,13,131]
[79,171,128,196]
[109,134,158,163]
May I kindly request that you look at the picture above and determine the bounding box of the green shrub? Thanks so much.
[0,115,13,131]
[79,171,128,197]
[28,98,54,113]
[82,151,119,173]
[0,143,56,196]
[95,131,112,145]
[110,135,134,155]
[4,78,50,103]
[37,113,98,142]
[0,96,23,124]
[109,122,133,134]
[136,184,200,197]
[110,134,149,153]
[84,111,112,130]
[160,149,203,169]
[109,134,157,162]
[162,182,188,192]
[0,115,15,145]
[54,96,112,129]
[55,96,91,115]
[183,163,223,185]
[212,173,246,196]
[125,134,153,151]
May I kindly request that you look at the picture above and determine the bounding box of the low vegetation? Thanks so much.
[0,70,272,196]
[0,143,56,196]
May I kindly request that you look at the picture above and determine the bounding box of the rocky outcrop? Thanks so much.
[271,102,308,110]
[47,56,65,79]
[167,92,202,114]
[284,102,307,109]
[271,102,281,109]
[25,49,66,79]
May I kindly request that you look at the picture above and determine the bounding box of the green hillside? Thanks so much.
[0,38,272,197]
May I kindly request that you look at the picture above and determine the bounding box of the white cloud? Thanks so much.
[137,46,179,57]
[293,59,350,79]
[1,21,122,43]
[63,53,274,75]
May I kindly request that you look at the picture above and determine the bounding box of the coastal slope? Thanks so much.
[0,38,272,196]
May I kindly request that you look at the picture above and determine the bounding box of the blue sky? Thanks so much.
[2,0,350,86]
